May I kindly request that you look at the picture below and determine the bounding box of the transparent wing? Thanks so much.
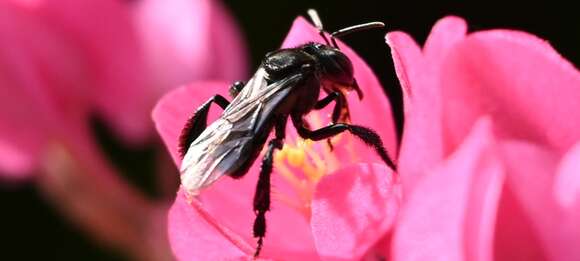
[180,68,302,195]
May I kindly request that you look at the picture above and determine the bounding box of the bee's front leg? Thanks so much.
[314,91,349,150]
[291,114,396,171]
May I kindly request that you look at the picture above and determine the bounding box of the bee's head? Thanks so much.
[302,43,362,98]
[302,43,354,86]
[301,43,363,99]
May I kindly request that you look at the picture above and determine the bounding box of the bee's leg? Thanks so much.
[314,91,349,150]
[228,81,245,98]
[291,114,396,171]
[178,95,230,157]
[252,117,286,257]
[314,91,343,122]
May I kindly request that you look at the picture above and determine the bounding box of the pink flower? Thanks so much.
[387,17,580,260]
[0,0,246,179]
[1,0,246,260]
[153,17,401,260]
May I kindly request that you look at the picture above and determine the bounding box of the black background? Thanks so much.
[2,1,578,260]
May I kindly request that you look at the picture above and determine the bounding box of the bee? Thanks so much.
[178,9,396,257]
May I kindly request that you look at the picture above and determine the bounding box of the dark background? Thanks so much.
[2,1,578,260]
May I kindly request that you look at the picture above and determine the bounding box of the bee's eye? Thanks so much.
[304,45,318,52]
[303,43,325,54]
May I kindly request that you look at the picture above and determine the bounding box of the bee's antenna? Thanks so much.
[307,9,331,45]
[330,22,385,47]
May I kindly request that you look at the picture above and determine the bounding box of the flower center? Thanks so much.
[272,113,356,219]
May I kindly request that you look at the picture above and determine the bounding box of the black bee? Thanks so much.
[178,9,396,257]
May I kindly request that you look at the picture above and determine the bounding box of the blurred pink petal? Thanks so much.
[0,4,170,258]
[0,55,44,176]
[154,16,398,259]
[207,0,248,81]
[0,0,247,259]
[0,140,37,177]
[311,163,401,260]
[0,0,147,179]
[0,1,85,177]
[386,17,467,191]
[37,136,173,261]
[15,0,154,142]
[1,0,246,177]
[393,118,504,261]
[134,0,247,93]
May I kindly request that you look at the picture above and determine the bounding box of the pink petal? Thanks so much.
[152,82,230,166]
[0,36,44,176]
[21,0,154,143]
[363,234,393,260]
[282,17,398,163]
[498,141,580,261]
[385,31,421,111]
[310,163,401,260]
[387,17,468,191]
[168,189,249,260]
[493,179,547,261]
[0,139,39,178]
[0,1,85,176]
[441,28,580,155]
[153,83,319,258]
[423,17,469,64]
[492,141,550,261]
[134,0,247,93]
[554,142,580,210]
[554,143,580,258]
[204,0,248,81]
[198,162,318,259]
[393,117,504,261]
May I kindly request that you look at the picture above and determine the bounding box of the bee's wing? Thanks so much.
[180,69,302,195]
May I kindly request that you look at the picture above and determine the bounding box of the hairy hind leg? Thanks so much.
[252,117,286,257]
[178,95,229,157]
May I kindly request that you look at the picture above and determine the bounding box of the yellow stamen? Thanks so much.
[272,112,356,220]
[274,155,304,191]
[286,147,305,167]
[302,148,326,182]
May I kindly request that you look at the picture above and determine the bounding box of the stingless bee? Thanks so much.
[178,9,396,257]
